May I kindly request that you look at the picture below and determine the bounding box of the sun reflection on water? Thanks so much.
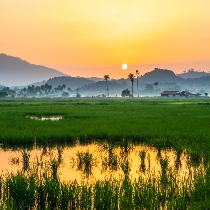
[0,142,202,184]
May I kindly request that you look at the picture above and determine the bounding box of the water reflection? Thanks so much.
[26,115,63,121]
[0,143,203,183]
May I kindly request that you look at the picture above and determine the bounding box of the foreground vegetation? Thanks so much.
[1,98,210,209]
[0,142,210,209]
[2,168,210,209]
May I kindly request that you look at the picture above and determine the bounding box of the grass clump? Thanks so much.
[76,150,94,177]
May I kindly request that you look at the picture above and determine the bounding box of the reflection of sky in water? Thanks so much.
[0,143,200,183]
[26,115,63,121]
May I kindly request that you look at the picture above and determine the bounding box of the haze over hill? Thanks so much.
[47,76,95,90]
[0,54,67,86]
[138,68,184,83]
[1,53,210,96]
[34,66,210,92]
[79,80,128,96]
[177,69,210,79]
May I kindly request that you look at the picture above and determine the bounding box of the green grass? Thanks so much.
[1,98,210,208]
[1,98,210,149]
[1,161,210,209]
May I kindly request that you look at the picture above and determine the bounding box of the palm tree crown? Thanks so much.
[104,75,110,81]
[104,75,110,97]
[128,73,135,82]
[128,73,135,98]
[136,70,140,97]
[154,82,158,97]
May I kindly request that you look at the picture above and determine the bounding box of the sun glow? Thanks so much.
[122,64,128,70]
[1,1,210,78]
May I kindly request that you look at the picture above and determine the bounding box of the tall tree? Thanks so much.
[128,73,135,98]
[103,75,110,97]
[136,70,140,97]
[154,82,159,96]
[121,88,131,97]
[76,88,80,98]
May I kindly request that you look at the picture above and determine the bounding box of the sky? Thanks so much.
[1,0,210,78]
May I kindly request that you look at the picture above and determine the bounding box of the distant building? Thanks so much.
[161,90,198,97]
[154,67,172,71]
[179,91,194,97]
[161,91,180,97]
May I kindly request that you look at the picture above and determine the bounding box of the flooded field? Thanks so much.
[1,99,210,208]
[0,142,203,183]
[26,115,63,121]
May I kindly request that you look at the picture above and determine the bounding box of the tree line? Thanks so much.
[104,71,158,98]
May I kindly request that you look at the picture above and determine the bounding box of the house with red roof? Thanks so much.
[161,90,198,97]
[161,91,180,97]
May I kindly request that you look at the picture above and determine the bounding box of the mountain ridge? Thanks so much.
[0,53,67,86]
[177,68,210,79]
[139,68,184,83]
[1,54,210,93]
[47,76,96,90]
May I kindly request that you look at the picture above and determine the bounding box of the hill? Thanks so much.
[177,69,210,79]
[87,77,103,82]
[184,76,210,86]
[46,76,96,90]
[139,68,184,83]
[79,80,128,96]
[0,54,66,86]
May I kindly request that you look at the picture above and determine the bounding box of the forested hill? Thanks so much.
[138,68,210,87]
[139,68,184,83]
[46,76,96,90]
[177,69,210,79]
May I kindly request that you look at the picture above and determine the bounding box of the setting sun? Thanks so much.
[122,64,128,70]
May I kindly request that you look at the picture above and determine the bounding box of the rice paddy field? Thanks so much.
[0,98,210,209]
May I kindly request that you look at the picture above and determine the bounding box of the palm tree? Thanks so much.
[128,73,135,98]
[136,70,140,97]
[76,88,80,98]
[103,75,110,97]
[154,82,158,96]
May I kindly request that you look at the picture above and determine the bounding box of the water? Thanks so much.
[0,142,200,183]
[26,115,63,121]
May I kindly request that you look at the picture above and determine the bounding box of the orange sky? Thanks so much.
[1,0,210,78]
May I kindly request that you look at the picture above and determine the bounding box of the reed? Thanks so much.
[36,180,47,209]
[121,157,131,179]
[5,172,36,210]
[94,180,119,210]
[159,156,170,185]
[45,178,61,209]
[76,150,94,176]
[50,159,60,180]
[175,147,183,170]
[102,143,118,171]
[21,150,30,172]
[119,138,132,155]
[139,150,146,172]
[0,162,210,209]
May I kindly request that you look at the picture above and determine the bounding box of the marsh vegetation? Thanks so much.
[0,142,210,209]
[0,98,210,208]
